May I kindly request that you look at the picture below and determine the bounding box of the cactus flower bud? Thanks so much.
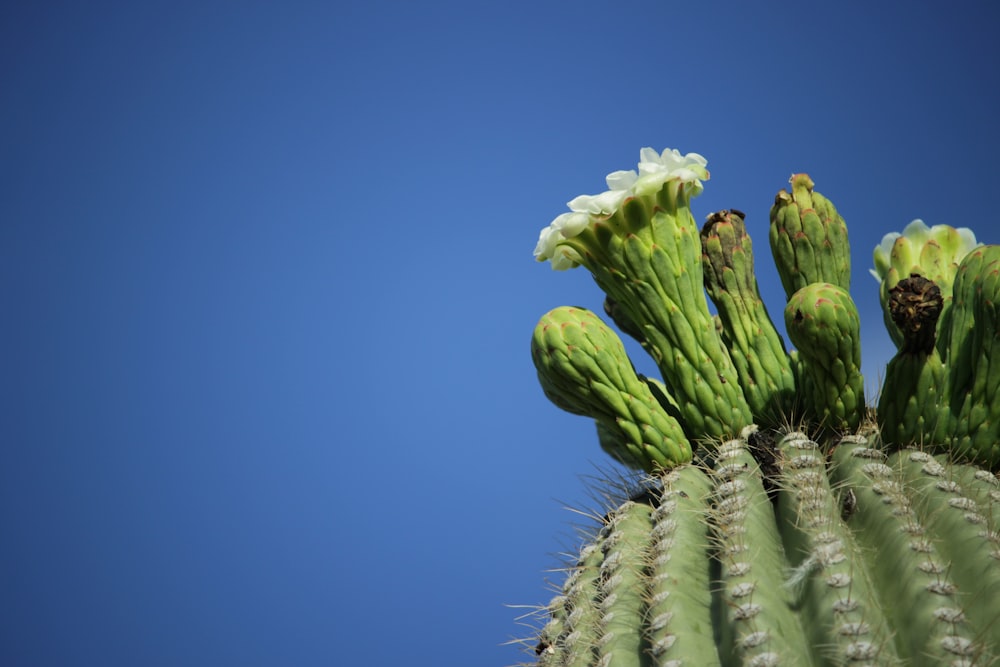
[769,174,851,300]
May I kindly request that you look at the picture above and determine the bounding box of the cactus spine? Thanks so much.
[523,147,1000,666]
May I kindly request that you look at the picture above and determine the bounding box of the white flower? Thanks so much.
[870,219,980,282]
[534,147,709,268]
[534,211,589,269]
[870,229,904,282]
[567,168,638,215]
[633,147,710,197]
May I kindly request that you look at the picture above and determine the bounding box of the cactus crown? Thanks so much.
[530,148,997,472]
[518,147,1000,667]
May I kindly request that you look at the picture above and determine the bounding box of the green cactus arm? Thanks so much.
[768,174,851,299]
[940,244,1000,469]
[594,500,655,667]
[531,306,692,471]
[642,467,721,666]
[783,283,865,431]
[597,198,752,439]
[700,209,796,423]
[538,542,606,667]
[877,345,948,448]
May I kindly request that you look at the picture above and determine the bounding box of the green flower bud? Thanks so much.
[769,174,851,299]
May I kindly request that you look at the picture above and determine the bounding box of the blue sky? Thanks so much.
[2,2,998,665]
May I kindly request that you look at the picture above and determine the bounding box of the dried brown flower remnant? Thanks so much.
[888,274,943,354]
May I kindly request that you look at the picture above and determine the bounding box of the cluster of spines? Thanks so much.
[517,428,1000,666]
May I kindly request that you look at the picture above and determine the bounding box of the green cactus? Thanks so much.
[876,274,949,447]
[938,244,1000,468]
[522,148,1000,666]
[769,173,851,300]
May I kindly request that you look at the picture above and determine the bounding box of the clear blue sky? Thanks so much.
[2,2,998,665]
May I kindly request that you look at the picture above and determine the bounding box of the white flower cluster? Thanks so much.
[870,219,980,282]
[534,148,710,270]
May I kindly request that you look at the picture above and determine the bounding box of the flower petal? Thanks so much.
[605,169,637,192]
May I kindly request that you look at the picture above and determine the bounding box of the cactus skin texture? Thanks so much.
[531,306,692,471]
[769,174,851,300]
[524,428,1000,667]
[783,283,865,431]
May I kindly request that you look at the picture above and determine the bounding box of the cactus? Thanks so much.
[521,147,1000,666]
[876,231,1000,469]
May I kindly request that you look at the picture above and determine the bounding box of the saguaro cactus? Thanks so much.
[519,148,1000,666]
